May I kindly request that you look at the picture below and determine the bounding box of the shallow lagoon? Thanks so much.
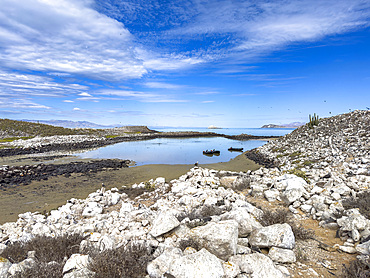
[76,127,294,165]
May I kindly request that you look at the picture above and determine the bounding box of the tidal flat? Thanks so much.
[0,152,259,224]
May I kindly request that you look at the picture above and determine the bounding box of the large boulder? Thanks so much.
[249,223,295,249]
[220,207,262,237]
[268,247,296,263]
[147,247,183,278]
[229,253,284,278]
[167,248,224,278]
[190,220,238,260]
[150,210,180,237]
[281,183,309,205]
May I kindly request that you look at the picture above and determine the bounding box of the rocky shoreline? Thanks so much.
[0,159,130,188]
[0,110,369,277]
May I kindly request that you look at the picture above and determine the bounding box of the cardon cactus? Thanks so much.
[308,113,319,129]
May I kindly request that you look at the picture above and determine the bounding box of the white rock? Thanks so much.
[249,223,295,249]
[168,248,224,278]
[264,189,280,202]
[220,207,262,237]
[356,240,370,255]
[82,202,103,217]
[268,247,296,263]
[63,254,90,274]
[0,257,12,277]
[63,268,96,278]
[229,253,284,278]
[281,183,308,205]
[190,220,238,260]
[120,202,134,214]
[147,247,183,278]
[338,245,357,254]
[150,210,180,237]
[222,260,241,278]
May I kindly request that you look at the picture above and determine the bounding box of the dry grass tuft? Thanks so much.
[87,241,154,278]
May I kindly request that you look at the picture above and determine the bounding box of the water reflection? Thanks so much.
[76,137,266,165]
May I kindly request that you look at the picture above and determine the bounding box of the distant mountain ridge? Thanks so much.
[23,120,119,129]
[261,122,305,128]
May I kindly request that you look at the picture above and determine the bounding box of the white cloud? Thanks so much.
[73,107,81,111]
[202,100,215,103]
[0,98,50,109]
[143,81,185,90]
[99,89,188,103]
[63,100,74,103]
[78,92,92,97]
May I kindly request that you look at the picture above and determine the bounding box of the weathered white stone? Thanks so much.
[8,258,35,276]
[120,202,134,214]
[150,210,180,237]
[190,220,238,260]
[147,247,183,278]
[168,248,224,278]
[63,268,96,278]
[229,253,284,278]
[222,260,241,278]
[220,207,262,237]
[268,247,296,263]
[281,183,308,205]
[82,202,103,217]
[249,223,295,249]
[264,189,280,202]
[356,240,370,255]
[339,245,357,254]
[0,257,12,277]
[63,254,90,274]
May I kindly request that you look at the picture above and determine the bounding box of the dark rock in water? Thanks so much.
[245,149,278,168]
[0,159,130,187]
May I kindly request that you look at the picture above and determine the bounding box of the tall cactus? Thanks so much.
[308,113,319,129]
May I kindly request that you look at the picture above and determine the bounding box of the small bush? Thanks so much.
[88,241,154,278]
[342,191,370,219]
[258,207,314,240]
[342,256,370,278]
[290,223,314,240]
[285,168,310,184]
[178,238,201,251]
[258,208,290,226]
[2,234,84,264]
[2,234,84,278]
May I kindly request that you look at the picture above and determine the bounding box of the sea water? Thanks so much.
[76,128,294,165]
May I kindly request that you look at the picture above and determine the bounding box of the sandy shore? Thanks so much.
[0,152,260,224]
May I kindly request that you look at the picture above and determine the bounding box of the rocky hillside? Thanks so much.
[0,110,369,277]
[0,118,157,139]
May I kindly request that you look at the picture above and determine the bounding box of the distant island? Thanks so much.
[208,125,222,129]
[261,122,305,128]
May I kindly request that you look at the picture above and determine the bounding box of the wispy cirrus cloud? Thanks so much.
[99,89,188,103]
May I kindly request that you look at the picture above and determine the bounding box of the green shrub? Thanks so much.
[285,168,310,184]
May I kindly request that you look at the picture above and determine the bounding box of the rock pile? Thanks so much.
[0,110,369,277]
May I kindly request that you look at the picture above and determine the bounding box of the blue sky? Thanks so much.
[0,0,369,128]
